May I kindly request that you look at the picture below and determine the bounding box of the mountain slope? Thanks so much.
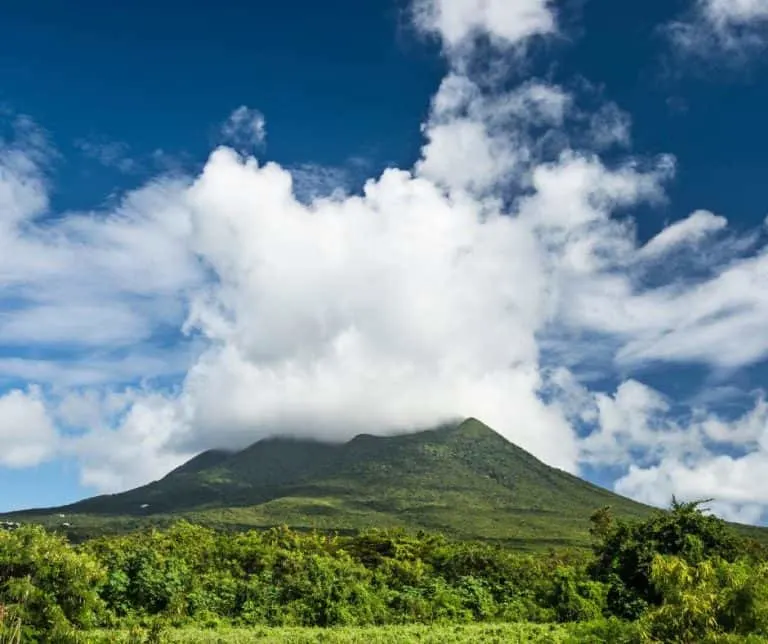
[0,418,730,548]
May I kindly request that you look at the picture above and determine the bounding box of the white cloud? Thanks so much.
[0,124,49,226]
[0,153,203,352]
[703,0,768,28]
[416,75,570,193]
[639,209,728,258]
[547,372,768,521]
[0,387,57,468]
[670,0,768,57]
[581,380,674,465]
[413,0,556,51]
[572,384,768,522]
[67,391,193,492]
[417,118,517,193]
[171,148,581,466]
[616,451,768,524]
[220,106,266,150]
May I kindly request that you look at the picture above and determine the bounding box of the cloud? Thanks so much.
[75,138,137,174]
[0,177,202,349]
[412,0,556,52]
[220,106,266,151]
[588,103,632,150]
[67,391,193,492]
[0,117,50,226]
[580,380,768,524]
[416,74,570,193]
[0,387,57,468]
[669,0,768,58]
[616,450,768,525]
[639,209,728,258]
[553,373,768,524]
[701,0,768,31]
[0,122,204,395]
[167,146,584,466]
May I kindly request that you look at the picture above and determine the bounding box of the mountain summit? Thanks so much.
[5,418,659,547]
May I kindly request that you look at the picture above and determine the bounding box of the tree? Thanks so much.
[590,499,742,619]
[0,526,106,641]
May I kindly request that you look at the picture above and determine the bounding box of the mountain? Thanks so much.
[1,418,651,547]
[6,418,766,548]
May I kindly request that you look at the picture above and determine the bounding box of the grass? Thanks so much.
[85,623,575,643]
[77,624,768,643]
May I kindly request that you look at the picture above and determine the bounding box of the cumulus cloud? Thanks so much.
[416,75,570,192]
[670,0,768,57]
[0,387,57,468]
[553,373,768,524]
[69,392,193,492]
[413,0,555,52]
[616,450,768,525]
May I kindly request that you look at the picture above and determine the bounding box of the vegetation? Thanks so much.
[2,501,768,642]
[86,623,576,643]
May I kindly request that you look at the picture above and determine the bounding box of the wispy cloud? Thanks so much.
[219,106,266,151]
[75,138,138,174]
[668,0,768,59]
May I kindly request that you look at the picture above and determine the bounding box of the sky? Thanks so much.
[1,0,768,523]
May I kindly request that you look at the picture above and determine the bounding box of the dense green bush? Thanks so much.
[75,522,606,629]
[642,554,768,643]
[1,500,767,641]
[590,499,743,619]
[0,525,106,641]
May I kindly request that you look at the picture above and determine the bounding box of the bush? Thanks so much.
[1,507,767,639]
[590,500,743,619]
[642,554,768,643]
[0,525,106,641]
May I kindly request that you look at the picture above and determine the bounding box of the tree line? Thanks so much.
[1,500,768,643]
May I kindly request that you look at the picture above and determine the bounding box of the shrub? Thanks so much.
[0,526,106,641]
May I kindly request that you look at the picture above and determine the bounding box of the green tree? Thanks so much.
[643,554,768,642]
[590,499,742,619]
[0,526,106,641]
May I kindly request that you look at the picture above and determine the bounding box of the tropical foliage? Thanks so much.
[2,501,768,642]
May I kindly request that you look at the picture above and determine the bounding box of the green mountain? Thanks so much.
[7,418,766,548]
[3,418,658,548]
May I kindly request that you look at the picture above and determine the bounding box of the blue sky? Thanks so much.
[1,0,768,522]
